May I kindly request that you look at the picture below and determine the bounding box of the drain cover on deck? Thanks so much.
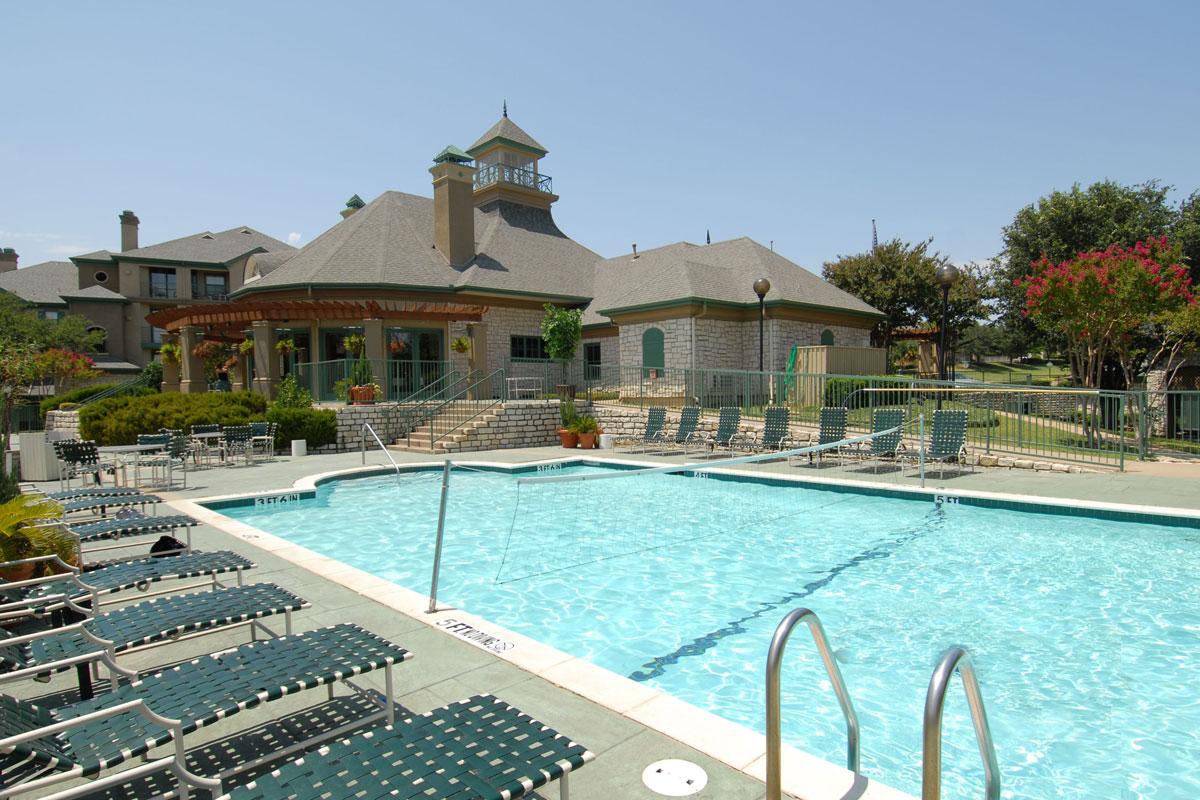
[642,759,708,796]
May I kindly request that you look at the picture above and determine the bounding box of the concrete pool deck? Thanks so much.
[13,445,1198,799]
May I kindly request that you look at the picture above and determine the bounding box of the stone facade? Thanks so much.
[334,403,410,453]
[45,409,81,438]
[437,400,564,453]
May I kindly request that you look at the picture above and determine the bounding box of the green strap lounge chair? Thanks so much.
[650,406,700,454]
[2,550,255,615]
[858,408,906,472]
[27,486,143,503]
[0,582,307,699]
[60,493,161,517]
[686,406,746,458]
[757,406,794,452]
[915,409,971,478]
[615,406,667,453]
[67,511,198,556]
[793,406,849,466]
[219,694,594,800]
[0,624,411,800]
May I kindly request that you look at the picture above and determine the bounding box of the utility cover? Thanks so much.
[641,759,708,796]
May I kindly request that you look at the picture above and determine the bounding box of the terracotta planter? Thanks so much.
[577,432,597,449]
[349,385,377,405]
[0,562,36,582]
[558,429,579,448]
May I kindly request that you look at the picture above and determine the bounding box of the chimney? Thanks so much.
[0,248,16,274]
[429,146,477,268]
[119,210,139,251]
[341,194,365,220]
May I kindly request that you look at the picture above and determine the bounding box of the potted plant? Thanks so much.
[238,339,254,355]
[347,353,379,404]
[571,415,600,449]
[558,398,578,448]
[342,334,366,358]
[158,340,182,392]
[450,336,471,355]
[0,495,76,581]
[541,304,582,399]
[275,338,296,355]
[388,335,408,355]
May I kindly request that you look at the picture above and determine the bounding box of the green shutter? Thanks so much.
[642,328,665,376]
[820,329,835,346]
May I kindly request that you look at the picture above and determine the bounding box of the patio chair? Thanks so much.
[756,406,794,452]
[615,406,667,453]
[912,409,971,479]
[190,423,223,467]
[221,425,256,465]
[52,440,115,491]
[0,624,412,800]
[1,550,255,617]
[654,405,701,454]
[0,582,307,699]
[218,694,594,800]
[131,433,173,488]
[685,406,748,457]
[250,421,277,461]
[791,406,849,466]
[856,408,907,472]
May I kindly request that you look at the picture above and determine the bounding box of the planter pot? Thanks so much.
[577,432,597,449]
[0,562,36,582]
[555,384,576,400]
[349,385,377,405]
[558,429,579,448]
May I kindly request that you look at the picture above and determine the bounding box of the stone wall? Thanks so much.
[45,410,81,438]
[440,400,563,453]
[333,403,409,453]
[768,319,871,371]
[618,318,695,371]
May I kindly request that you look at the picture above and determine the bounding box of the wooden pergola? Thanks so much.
[146,298,488,335]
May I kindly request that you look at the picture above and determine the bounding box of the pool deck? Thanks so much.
[13,446,1199,799]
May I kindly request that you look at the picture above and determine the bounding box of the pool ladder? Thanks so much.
[764,608,1000,800]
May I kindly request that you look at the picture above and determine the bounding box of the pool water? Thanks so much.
[215,465,1200,799]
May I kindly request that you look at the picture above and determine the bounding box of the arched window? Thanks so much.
[641,327,665,377]
[87,325,108,353]
[820,329,835,346]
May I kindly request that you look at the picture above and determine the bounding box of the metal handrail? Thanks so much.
[360,422,401,475]
[429,368,508,451]
[922,646,1000,800]
[77,372,153,407]
[397,370,471,438]
[766,608,860,800]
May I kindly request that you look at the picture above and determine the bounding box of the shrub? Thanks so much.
[824,377,911,408]
[267,407,337,449]
[40,383,156,415]
[80,391,268,445]
[273,374,313,409]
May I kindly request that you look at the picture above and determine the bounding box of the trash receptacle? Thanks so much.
[598,433,616,450]
[291,440,307,458]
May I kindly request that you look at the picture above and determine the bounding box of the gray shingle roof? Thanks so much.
[236,191,598,302]
[0,261,77,305]
[467,116,547,156]
[61,285,128,302]
[587,238,883,322]
[117,226,294,265]
[71,250,113,263]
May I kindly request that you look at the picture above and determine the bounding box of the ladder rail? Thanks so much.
[766,607,860,800]
[922,646,1000,800]
[360,421,401,475]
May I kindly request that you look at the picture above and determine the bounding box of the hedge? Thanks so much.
[80,392,268,445]
[40,384,156,416]
[266,407,337,450]
[823,377,912,408]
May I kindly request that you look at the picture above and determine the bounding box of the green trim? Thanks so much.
[61,295,129,305]
[598,296,884,320]
[70,255,115,265]
[467,136,546,158]
[433,145,473,164]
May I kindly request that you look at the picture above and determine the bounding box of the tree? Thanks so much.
[540,304,582,386]
[35,349,100,395]
[1174,191,1200,283]
[994,180,1180,354]
[0,293,103,352]
[0,340,40,452]
[822,238,987,350]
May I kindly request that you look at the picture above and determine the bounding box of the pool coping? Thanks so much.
[173,455,1200,800]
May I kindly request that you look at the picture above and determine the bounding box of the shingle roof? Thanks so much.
[588,238,883,322]
[71,250,113,263]
[467,116,547,156]
[61,285,128,302]
[0,261,77,305]
[235,191,598,302]
[117,226,294,265]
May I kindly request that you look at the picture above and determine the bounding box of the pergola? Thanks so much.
[146,298,488,395]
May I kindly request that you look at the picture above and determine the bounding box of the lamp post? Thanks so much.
[935,264,960,409]
[753,278,771,372]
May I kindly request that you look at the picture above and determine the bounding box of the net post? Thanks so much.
[427,460,452,613]
[919,413,926,488]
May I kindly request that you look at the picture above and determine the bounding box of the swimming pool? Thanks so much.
[211,463,1200,799]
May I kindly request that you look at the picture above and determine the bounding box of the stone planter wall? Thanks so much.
[45,410,81,438]
[333,402,408,453]
[440,400,563,453]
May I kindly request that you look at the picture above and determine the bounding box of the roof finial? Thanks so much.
[502,100,508,118]
[706,229,711,245]
[872,219,878,251]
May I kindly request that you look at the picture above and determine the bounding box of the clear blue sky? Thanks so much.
[3,1,1197,272]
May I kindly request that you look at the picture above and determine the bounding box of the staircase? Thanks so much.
[392,402,500,453]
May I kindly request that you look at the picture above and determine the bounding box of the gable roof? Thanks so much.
[0,261,77,305]
[115,226,294,265]
[588,238,883,322]
[467,116,548,157]
[235,191,598,302]
[71,250,113,263]
[61,284,128,303]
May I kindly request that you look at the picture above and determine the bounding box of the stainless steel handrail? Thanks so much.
[429,368,508,451]
[360,422,401,475]
[922,646,1000,800]
[766,608,860,800]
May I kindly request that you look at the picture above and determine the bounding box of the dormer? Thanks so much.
[466,110,558,210]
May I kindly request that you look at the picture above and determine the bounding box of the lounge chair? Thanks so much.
[615,406,667,453]
[792,406,849,466]
[0,624,411,800]
[24,486,143,503]
[685,406,747,458]
[218,694,594,800]
[59,493,161,517]
[756,406,794,452]
[64,510,199,559]
[0,582,307,699]
[855,408,907,472]
[652,406,701,454]
[912,409,971,478]
[1,549,255,616]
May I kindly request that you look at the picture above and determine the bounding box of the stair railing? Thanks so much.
[395,369,467,440]
[428,369,508,452]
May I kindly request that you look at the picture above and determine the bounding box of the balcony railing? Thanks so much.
[145,284,177,299]
[474,162,553,194]
[192,286,229,301]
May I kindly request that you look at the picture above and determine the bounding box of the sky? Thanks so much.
[2,1,1198,273]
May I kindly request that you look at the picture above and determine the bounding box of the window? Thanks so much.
[510,335,549,361]
[87,325,107,353]
[584,342,602,380]
[147,268,176,298]
[149,327,167,345]
[94,270,108,284]
[192,272,228,300]
[641,327,665,377]
[39,309,64,321]
[820,329,835,346]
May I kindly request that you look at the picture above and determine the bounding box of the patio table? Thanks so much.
[99,443,169,489]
